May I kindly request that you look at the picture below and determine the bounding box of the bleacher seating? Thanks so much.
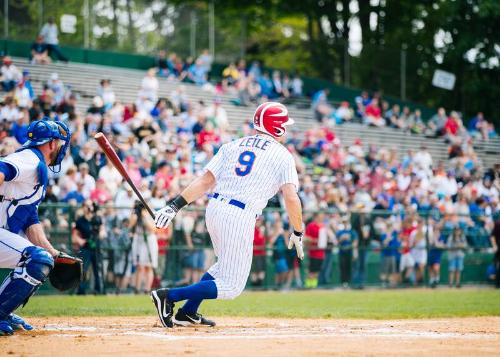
[13,58,499,170]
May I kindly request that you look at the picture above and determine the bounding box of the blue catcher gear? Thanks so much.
[23,119,71,173]
[0,246,54,321]
[7,313,33,331]
[0,320,13,336]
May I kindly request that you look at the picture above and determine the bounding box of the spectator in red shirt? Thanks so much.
[125,156,143,187]
[444,112,460,136]
[399,217,417,284]
[154,161,175,190]
[305,212,326,287]
[321,126,336,143]
[197,122,220,148]
[122,103,137,122]
[444,111,469,146]
[250,221,267,287]
[89,178,112,205]
[364,98,385,127]
[328,143,345,171]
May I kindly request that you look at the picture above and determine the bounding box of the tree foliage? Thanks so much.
[1,0,498,122]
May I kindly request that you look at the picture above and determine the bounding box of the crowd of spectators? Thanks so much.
[154,49,213,88]
[220,60,304,107]
[0,53,498,292]
[154,52,304,110]
[311,89,497,143]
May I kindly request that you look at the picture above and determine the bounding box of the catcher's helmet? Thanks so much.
[253,102,294,138]
[23,119,71,173]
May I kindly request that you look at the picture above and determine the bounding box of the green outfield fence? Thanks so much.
[0,203,496,294]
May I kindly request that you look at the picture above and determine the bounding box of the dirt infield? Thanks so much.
[1,316,499,356]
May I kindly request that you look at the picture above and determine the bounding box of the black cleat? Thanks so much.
[173,309,216,327]
[150,288,175,328]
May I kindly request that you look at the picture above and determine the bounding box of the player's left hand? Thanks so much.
[288,231,304,260]
[154,204,178,229]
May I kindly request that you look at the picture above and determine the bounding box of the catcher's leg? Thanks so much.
[0,245,54,333]
[0,229,32,335]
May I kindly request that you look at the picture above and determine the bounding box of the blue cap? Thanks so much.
[24,120,67,146]
[23,119,71,173]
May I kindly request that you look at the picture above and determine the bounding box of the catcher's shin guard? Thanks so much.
[0,246,54,319]
[0,320,14,336]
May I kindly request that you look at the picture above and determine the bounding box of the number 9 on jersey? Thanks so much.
[235,151,256,176]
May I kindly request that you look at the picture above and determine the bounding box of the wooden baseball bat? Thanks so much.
[94,132,155,219]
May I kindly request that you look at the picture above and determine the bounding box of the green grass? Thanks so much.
[22,289,500,319]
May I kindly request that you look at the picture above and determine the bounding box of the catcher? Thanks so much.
[0,119,82,336]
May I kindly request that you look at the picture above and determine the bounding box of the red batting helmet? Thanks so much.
[253,102,294,138]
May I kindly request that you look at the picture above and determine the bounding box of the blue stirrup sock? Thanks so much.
[168,272,215,313]
[181,272,215,314]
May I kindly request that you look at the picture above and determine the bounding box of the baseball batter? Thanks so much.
[0,120,71,335]
[152,102,304,328]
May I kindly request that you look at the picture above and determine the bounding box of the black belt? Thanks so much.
[210,192,246,210]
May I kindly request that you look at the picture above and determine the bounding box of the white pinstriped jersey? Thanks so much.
[204,133,299,214]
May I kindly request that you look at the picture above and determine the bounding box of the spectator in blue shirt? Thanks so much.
[428,216,453,288]
[258,72,274,98]
[30,34,51,64]
[63,181,86,205]
[312,88,334,122]
[468,197,490,246]
[337,216,358,288]
[187,59,208,86]
[9,112,29,145]
[270,220,289,289]
[467,112,490,141]
[248,61,262,79]
[22,70,35,99]
[380,222,400,288]
[352,211,372,289]
[469,197,487,226]
[447,227,467,288]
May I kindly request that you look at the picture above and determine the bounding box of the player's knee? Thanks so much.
[225,282,246,300]
[0,247,54,316]
[18,246,54,284]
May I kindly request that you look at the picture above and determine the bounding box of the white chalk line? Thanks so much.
[42,325,499,341]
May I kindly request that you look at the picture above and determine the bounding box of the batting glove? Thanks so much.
[154,204,178,229]
[288,230,305,260]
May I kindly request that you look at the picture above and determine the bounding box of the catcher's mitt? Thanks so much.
[49,252,83,291]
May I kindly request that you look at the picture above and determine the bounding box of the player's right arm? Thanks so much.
[179,170,217,203]
[154,170,216,229]
[155,145,225,229]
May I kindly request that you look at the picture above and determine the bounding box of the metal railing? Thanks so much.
[30,203,498,294]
